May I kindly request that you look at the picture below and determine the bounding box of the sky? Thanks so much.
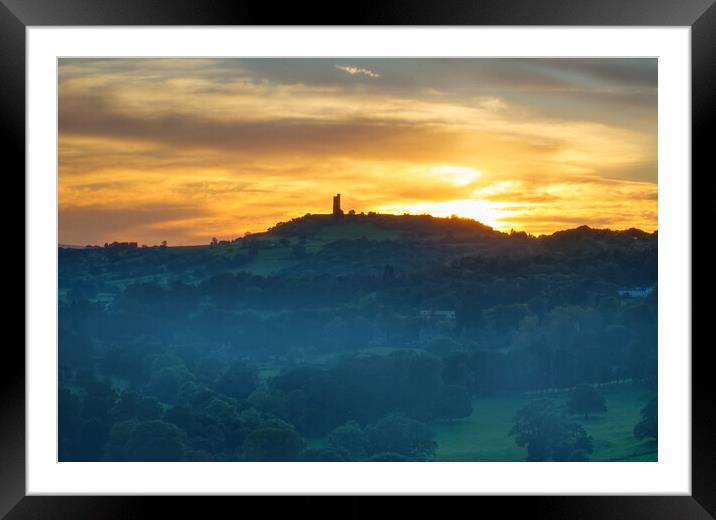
[58,58,657,246]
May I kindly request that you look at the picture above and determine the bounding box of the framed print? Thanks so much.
[5,0,709,516]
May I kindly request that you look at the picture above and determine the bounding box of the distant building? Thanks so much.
[103,241,138,249]
[417,310,457,344]
[618,287,654,298]
[332,193,344,216]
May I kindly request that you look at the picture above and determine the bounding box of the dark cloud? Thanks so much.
[234,58,657,129]
[60,57,656,118]
[174,181,264,196]
[221,57,656,92]
[60,99,473,162]
[597,161,658,184]
[534,59,656,89]
[65,180,135,192]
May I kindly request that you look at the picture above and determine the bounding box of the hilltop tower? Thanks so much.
[332,193,343,216]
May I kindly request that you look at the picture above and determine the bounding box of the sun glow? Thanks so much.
[378,199,511,231]
[428,165,482,187]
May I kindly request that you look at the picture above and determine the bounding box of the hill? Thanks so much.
[58,211,658,462]
[58,212,657,294]
[266,212,501,241]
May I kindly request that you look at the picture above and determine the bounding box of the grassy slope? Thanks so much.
[59,222,403,302]
[314,223,401,242]
[434,382,657,462]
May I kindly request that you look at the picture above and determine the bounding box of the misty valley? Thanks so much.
[58,212,658,462]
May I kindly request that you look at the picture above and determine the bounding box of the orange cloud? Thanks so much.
[58,58,657,245]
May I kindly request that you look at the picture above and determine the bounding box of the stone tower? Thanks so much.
[332,193,343,216]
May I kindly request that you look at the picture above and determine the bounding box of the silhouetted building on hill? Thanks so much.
[332,193,344,216]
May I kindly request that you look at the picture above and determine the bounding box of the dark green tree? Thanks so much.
[74,418,110,461]
[364,452,411,462]
[111,390,163,422]
[326,421,370,460]
[567,385,607,419]
[510,399,594,461]
[367,414,437,461]
[58,387,82,461]
[633,397,657,441]
[292,243,307,259]
[104,419,139,461]
[242,427,304,461]
[299,447,349,461]
[81,381,117,421]
[58,327,95,373]
[124,420,185,461]
[147,364,195,402]
[215,362,260,399]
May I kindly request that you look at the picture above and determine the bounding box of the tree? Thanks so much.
[104,419,139,461]
[270,367,348,436]
[299,447,349,461]
[552,422,593,461]
[58,387,83,461]
[124,420,185,461]
[247,390,289,419]
[510,399,594,461]
[365,452,410,462]
[81,381,117,421]
[633,397,657,441]
[242,427,304,461]
[147,364,195,402]
[111,390,163,422]
[202,397,236,422]
[567,385,607,419]
[326,421,369,460]
[292,243,306,259]
[101,345,146,382]
[215,362,260,399]
[74,418,110,461]
[387,350,443,421]
[366,413,437,461]
[58,327,94,373]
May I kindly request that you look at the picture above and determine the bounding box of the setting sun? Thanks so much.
[378,199,509,231]
[58,58,657,245]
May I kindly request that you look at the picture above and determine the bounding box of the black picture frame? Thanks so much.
[4,0,708,516]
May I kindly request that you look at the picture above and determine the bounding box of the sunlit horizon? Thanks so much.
[61,202,658,247]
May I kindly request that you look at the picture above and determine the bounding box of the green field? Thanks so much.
[434,382,657,462]
[223,223,400,275]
